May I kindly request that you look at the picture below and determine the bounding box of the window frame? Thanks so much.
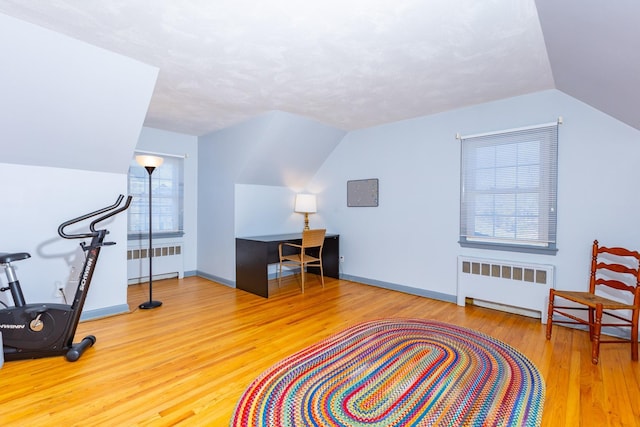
[458,122,559,255]
[127,153,185,241]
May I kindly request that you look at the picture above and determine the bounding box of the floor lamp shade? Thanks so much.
[136,155,164,170]
[136,154,164,310]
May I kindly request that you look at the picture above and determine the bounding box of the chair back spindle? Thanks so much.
[278,229,327,293]
[547,239,640,364]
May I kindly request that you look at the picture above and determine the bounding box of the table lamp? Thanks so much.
[294,194,317,231]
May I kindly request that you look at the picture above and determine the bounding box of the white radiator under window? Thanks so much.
[457,256,555,323]
[127,242,184,284]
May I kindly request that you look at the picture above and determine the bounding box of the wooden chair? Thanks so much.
[546,240,640,364]
[278,229,326,292]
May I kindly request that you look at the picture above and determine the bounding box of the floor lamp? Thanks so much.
[136,155,164,309]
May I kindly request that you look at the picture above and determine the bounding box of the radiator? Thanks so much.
[127,242,184,283]
[457,256,555,323]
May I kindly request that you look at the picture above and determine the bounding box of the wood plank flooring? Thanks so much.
[1,275,639,426]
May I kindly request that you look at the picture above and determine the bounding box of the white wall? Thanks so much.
[0,163,129,316]
[311,89,640,299]
[135,127,199,275]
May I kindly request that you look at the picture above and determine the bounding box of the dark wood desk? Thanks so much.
[235,233,339,298]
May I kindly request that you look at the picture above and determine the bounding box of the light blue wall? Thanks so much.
[197,111,345,284]
[197,90,640,298]
[10,84,634,316]
[234,184,303,237]
[0,164,129,316]
[312,89,640,298]
[153,87,640,307]
[0,13,157,319]
[197,115,267,284]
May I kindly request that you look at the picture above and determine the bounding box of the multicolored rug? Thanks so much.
[230,318,545,427]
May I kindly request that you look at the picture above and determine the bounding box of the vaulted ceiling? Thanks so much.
[0,0,638,136]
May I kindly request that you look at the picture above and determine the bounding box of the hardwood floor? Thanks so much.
[1,275,639,426]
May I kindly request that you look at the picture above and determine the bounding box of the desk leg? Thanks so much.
[308,235,339,279]
[236,239,269,298]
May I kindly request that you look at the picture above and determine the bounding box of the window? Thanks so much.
[128,153,184,240]
[459,122,559,254]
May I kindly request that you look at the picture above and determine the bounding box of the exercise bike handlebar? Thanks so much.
[57,194,132,240]
[89,194,132,232]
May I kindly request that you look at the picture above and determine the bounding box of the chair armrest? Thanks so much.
[279,242,302,257]
[281,242,302,249]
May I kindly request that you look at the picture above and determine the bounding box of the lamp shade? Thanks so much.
[135,155,164,168]
[294,194,317,213]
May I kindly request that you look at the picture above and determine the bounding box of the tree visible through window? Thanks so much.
[459,122,559,254]
[128,154,184,239]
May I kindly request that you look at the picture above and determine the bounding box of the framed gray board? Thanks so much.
[347,179,379,207]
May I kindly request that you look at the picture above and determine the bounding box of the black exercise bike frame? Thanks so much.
[1,194,131,361]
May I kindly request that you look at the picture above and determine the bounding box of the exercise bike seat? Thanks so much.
[0,252,31,264]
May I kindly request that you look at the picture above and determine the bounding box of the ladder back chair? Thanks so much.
[278,229,326,292]
[546,240,640,364]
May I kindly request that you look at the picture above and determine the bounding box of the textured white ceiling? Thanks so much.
[0,0,554,135]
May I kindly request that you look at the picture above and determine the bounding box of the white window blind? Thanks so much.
[459,122,559,254]
[128,154,184,239]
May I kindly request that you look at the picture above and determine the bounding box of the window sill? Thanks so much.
[458,240,558,255]
[128,231,185,241]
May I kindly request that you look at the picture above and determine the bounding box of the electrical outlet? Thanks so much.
[339,255,345,263]
[54,281,64,297]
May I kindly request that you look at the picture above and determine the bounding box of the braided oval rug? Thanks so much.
[230,318,544,427]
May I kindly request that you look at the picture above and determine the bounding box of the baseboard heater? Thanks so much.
[127,243,184,284]
[457,256,555,323]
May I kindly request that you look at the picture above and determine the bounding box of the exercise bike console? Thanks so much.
[0,195,131,362]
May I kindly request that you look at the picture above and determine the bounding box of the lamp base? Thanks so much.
[303,212,310,230]
[139,300,162,309]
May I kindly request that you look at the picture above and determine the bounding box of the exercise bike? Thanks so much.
[0,194,131,362]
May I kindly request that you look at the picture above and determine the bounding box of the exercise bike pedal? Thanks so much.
[65,335,97,362]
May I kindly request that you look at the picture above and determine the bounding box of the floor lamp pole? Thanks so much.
[136,155,164,310]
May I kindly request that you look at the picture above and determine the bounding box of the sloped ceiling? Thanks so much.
[0,0,636,136]
[235,112,347,188]
[0,13,158,173]
[535,0,640,132]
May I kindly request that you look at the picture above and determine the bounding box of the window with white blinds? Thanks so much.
[127,154,184,240]
[459,122,559,254]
